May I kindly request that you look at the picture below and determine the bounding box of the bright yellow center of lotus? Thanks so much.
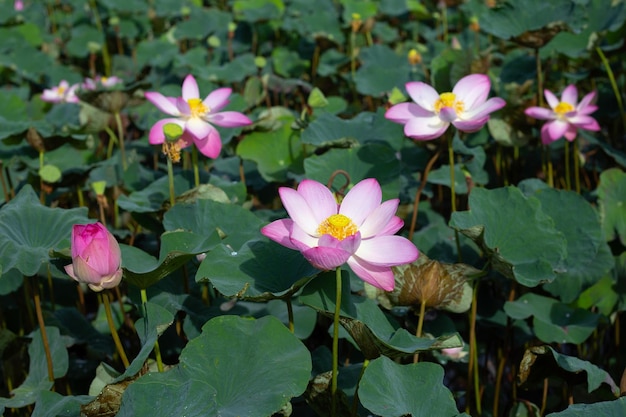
[101,77,108,83]
[434,92,464,114]
[317,214,358,241]
[554,101,574,115]
[188,98,209,118]
[58,86,66,94]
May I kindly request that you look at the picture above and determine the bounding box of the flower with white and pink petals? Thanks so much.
[524,84,600,145]
[145,74,252,159]
[41,80,79,104]
[385,74,506,141]
[82,75,123,90]
[261,178,419,291]
[14,0,24,11]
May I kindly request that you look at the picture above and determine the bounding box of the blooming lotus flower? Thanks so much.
[385,74,506,140]
[64,223,123,292]
[41,80,79,104]
[14,0,24,11]
[83,75,123,90]
[145,74,252,159]
[261,178,419,291]
[524,85,600,145]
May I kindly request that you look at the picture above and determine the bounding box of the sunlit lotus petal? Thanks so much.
[261,178,418,291]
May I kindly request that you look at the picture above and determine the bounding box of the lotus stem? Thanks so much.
[101,291,130,369]
[31,276,55,382]
[192,146,200,187]
[286,297,294,333]
[331,266,342,417]
[408,148,441,241]
[447,133,462,262]
[573,138,581,194]
[351,359,370,417]
[564,140,571,191]
[114,112,127,171]
[413,298,427,363]
[167,157,176,208]
[596,46,625,135]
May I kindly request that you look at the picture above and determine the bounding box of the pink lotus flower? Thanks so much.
[41,80,79,104]
[64,223,123,292]
[385,74,506,140]
[524,85,600,144]
[261,178,419,291]
[14,0,24,11]
[145,74,252,159]
[83,75,123,90]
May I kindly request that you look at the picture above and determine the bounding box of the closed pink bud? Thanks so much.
[64,222,123,292]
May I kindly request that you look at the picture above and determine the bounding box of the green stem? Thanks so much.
[191,146,200,187]
[413,298,427,363]
[286,297,294,333]
[351,359,370,417]
[105,126,117,160]
[596,46,626,134]
[114,112,127,171]
[167,157,176,207]
[140,288,165,372]
[545,145,554,187]
[331,267,342,417]
[31,276,55,382]
[88,0,111,76]
[573,138,581,194]
[102,291,130,368]
[564,140,571,191]
[447,133,462,262]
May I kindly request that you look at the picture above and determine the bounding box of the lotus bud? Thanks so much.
[64,222,123,292]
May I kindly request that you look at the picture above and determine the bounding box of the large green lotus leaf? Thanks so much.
[504,293,600,344]
[0,185,88,276]
[99,0,147,12]
[236,114,304,183]
[116,316,311,417]
[462,0,584,45]
[66,24,104,58]
[518,345,619,396]
[535,188,614,302]
[304,143,401,202]
[359,357,463,417]
[427,164,469,194]
[199,53,258,84]
[449,187,567,287]
[597,168,626,246]
[0,327,68,408]
[272,46,310,78]
[281,0,344,43]
[173,7,230,40]
[121,230,221,289]
[0,268,22,295]
[546,397,626,416]
[575,276,619,317]
[301,109,404,151]
[196,239,319,301]
[117,174,194,214]
[163,199,264,250]
[31,391,93,417]
[233,0,285,22]
[353,44,411,97]
[135,39,179,69]
[340,0,378,22]
[300,273,462,359]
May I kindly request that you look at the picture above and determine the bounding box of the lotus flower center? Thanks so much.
[58,86,66,94]
[317,214,358,241]
[554,101,574,116]
[434,92,464,114]
[187,98,209,118]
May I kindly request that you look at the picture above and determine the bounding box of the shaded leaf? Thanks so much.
[597,168,626,246]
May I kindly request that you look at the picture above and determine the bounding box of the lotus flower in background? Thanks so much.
[41,80,79,104]
[64,222,123,292]
[145,74,252,159]
[14,0,24,11]
[83,75,123,90]
[385,74,506,140]
[524,85,600,144]
[261,178,419,291]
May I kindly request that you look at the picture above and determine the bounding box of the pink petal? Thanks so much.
[346,256,395,291]
[525,107,555,120]
[185,118,212,140]
[544,90,559,109]
[302,246,351,270]
[570,115,600,131]
[452,74,490,109]
[462,97,506,120]
[318,233,361,256]
[339,178,382,226]
[359,199,400,238]
[91,269,123,292]
[564,125,578,141]
[72,257,104,284]
[192,124,222,158]
[546,119,569,141]
[181,74,199,100]
[279,187,320,236]
[148,118,186,145]
[64,264,77,280]
[438,107,458,123]
[290,223,320,250]
[145,92,181,116]
[385,102,434,124]
[207,111,252,128]
[577,91,597,114]
[355,235,418,266]
[540,124,557,144]
[203,88,232,113]
[176,97,192,116]
[404,115,449,140]
[561,84,578,105]
[376,216,404,236]
[261,219,300,250]
[405,82,440,111]
[453,116,489,132]
[297,179,338,224]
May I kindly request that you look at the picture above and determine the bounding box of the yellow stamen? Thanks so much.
[317,214,358,241]
[162,141,182,163]
[58,86,66,94]
[188,98,209,118]
[554,101,574,115]
[434,92,464,115]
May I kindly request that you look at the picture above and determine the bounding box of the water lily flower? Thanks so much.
[82,75,123,90]
[64,222,123,292]
[261,178,419,291]
[145,74,252,159]
[41,80,79,104]
[524,85,600,145]
[14,0,24,11]
[385,74,506,141]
